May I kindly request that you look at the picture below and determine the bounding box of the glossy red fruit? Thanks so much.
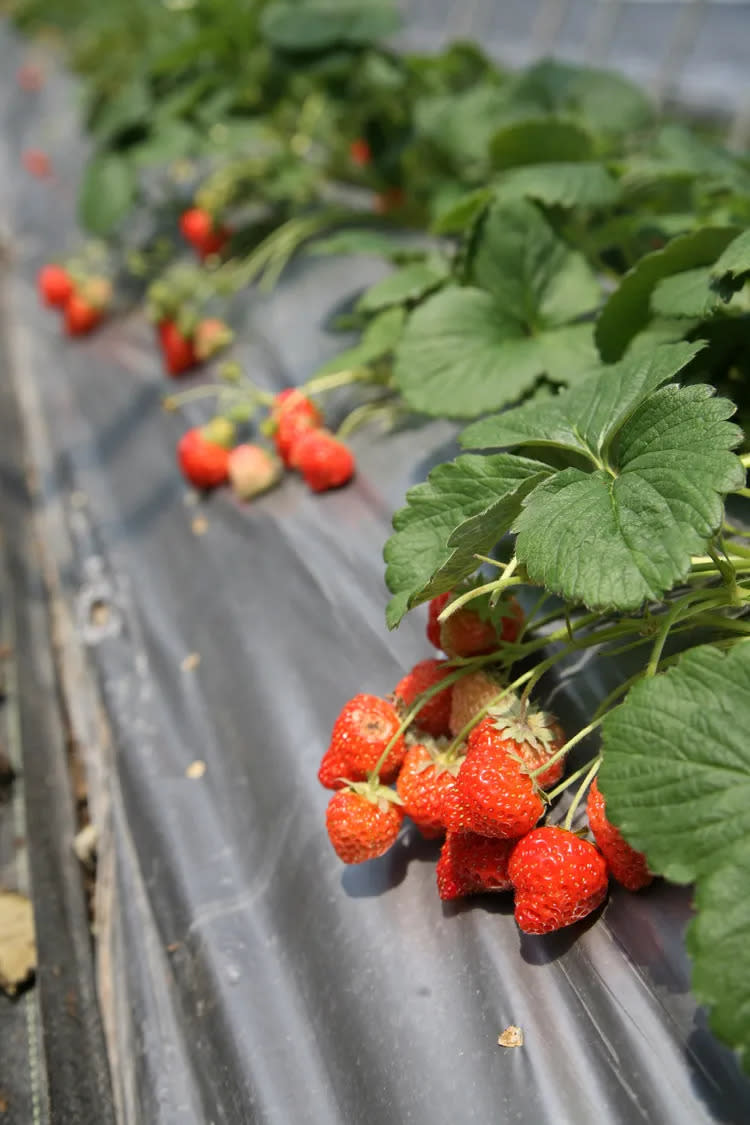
[467,707,566,789]
[321,694,406,788]
[436,831,514,900]
[456,730,545,839]
[586,779,652,891]
[64,294,102,336]
[38,264,74,308]
[293,430,355,493]
[509,826,609,934]
[179,208,229,258]
[427,592,451,649]
[393,659,453,737]
[158,321,197,376]
[395,741,462,839]
[427,592,524,657]
[326,786,404,864]
[177,428,230,489]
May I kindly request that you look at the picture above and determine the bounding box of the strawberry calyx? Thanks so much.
[348,779,405,813]
[407,734,465,777]
[200,416,236,449]
[485,697,560,756]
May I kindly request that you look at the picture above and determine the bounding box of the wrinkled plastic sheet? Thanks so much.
[2,21,750,1125]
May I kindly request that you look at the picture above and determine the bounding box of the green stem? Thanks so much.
[562,758,601,832]
[645,598,684,676]
[304,368,375,396]
[438,563,521,623]
[543,756,601,802]
[529,716,604,781]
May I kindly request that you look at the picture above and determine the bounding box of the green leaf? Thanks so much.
[461,342,743,610]
[650,268,725,320]
[356,259,449,313]
[595,227,740,361]
[431,188,493,235]
[511,60,654,135]
[261,1,400,50]
[711,230,750,285]
[306,230,413,260]
[90,78,151,142]
[493,162,620,209]
[78,154,136,236]
[132,121,197,166]
[471,200,601,326]
[414,85,518,170]
[490,119,594,170]
[393,289,599,419]
[601,642,750,1071]
[384,453,550,627]
[314,306,405,376]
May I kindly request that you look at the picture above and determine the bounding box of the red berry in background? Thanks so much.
[64,294,102,336]
[293,430,355,493]
[22,148,52,178]
[427,592,451,649]
[436,831,514,901]
[393,659,453,738]
[586,779,652,891]
[374,186,405,213]
[228,444,281,500]
[508,826,609,934]
[177,428,230,489]
[158,321,197,377]
[349,138,372,167]
[17,63,44,91]
[194,318,233,361]
[395,741,462,839]
[320,693,406,788]
[179,208,229,258]
[326,786,404,864]
[37,264,74,308]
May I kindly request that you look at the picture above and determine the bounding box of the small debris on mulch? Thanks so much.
[73,824,98,871]
[181,652,201,672]
[0,891,36,996]
[185,760,206,780]
[498,1025,524,1048]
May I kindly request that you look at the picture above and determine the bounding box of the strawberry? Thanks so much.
[436,831,514,900]
[64,294,102,336]
[194,318,233,361]
[349,138,372,166]
[449,670,512,738]
[393,659,453,737]
[586,779,652,891]
[228,444,281,500]
[179,208,229,258]
[508,826,609,934]
[427,592,451,649]
[22,148,51,178]
[326,784,404,864]
[374,187,405,213]
[17,63,44,91]
[270,391,323,466]
[38,264,74,308]
[158,321,197,376]
[455,724,545,839]
[177,427,230,489]
[395,740,463,838]
[320,694,406,788]
[467,704,566,789]
[293,430,355,493]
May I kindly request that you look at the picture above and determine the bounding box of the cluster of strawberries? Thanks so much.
[157,316,234,376]
[37,264,112,335]
[319,591,652,935]
[177,388,355,498]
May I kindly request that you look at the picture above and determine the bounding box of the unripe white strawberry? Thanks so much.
[228,443,282,500]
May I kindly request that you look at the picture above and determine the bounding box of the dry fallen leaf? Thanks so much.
[185,760,206,780]
[0,891,36,996]
[498,1025,524,1048]
[191,516,208,536]
[181,652,201,672]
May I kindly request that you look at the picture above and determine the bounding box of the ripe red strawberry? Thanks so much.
[467,705,566,789]
[349,138,372,166]
[449,670,512,738]
[64,294,102,336]
[508,826,608,934]
[38,264,74,308]
[395,741,463,838]
[22,148,51,178]
[179,208,229,258]
[158,321,197,376]
[293,430,355,493]
[456,728,545,839]
[586,779,652,891]
[326,784,404,864]
[427,592,451,649]
[436,831,514,900]
[374,186,405,213]
[270,391,323,466]
[194,318,233,361]
[393,659,453,737]
[177,427,230,489]
[440,775,476,834]
[320,694,406,788]
[228,444,281,500]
